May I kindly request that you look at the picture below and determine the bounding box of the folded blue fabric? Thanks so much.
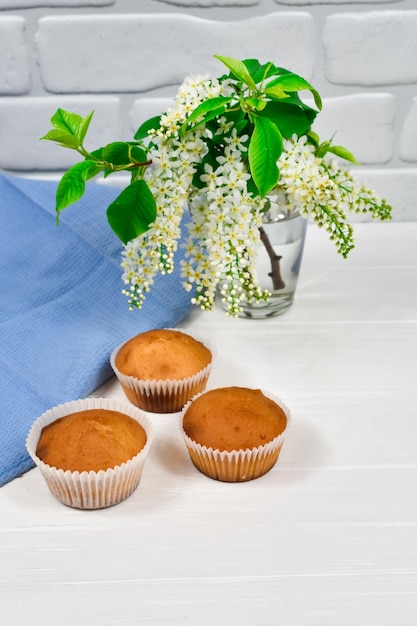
[0,173,193,486]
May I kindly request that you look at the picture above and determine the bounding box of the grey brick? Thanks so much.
[0,17,30,95]
[36,13,316,93]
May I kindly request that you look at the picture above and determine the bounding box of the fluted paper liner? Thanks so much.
[110,328,215,413]
[26,397,154,509]
[181,389,291,482]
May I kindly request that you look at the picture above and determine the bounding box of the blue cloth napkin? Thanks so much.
[0,173,193,486]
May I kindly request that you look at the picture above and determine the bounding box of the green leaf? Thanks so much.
[242,62,297,87]
[242,59,278,84]
[40,129,81,149]
[56,160,102,217]
[327,145,359,164]
[101,142,148,166]
[52,108,94,139]
[214,55,257,90]
[264,86,290,100]
[106,179,157,244]
[245,96,267,111]
[259,101,316,138]
[78,111,94,143]
[306,130,320,147]
[134,115,161,141]
[90,147,103,160]
[270,90,313,108]
[248,116,283,197]
[90,142,148,168]
[266,74,322,111]
[316,140,331,158]
[41,109,94,149]
[182,96,233,131]
[186,107,231,136]
[222,107,247,126]
[128,144,149,164]
[50,108,80,133]
[101,142,132,165]
[263,90,319,125]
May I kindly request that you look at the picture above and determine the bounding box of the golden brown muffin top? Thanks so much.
[36,408,147,472]
[115,329,212,380]
[183,387,287,452]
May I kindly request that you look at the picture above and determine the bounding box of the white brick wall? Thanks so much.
[0,16,30,94]
[323,12,417,85]
[0,0,416,221]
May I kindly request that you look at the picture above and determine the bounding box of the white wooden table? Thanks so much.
[1,222,416,625]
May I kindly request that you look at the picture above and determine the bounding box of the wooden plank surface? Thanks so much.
[1,222,416,625]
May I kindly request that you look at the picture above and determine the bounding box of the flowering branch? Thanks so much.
[41,55,393,316]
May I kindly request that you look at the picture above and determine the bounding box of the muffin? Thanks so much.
[181,386,290,482]
[111,328,214,413]
[26,398,154,509]
[36,408,148,473]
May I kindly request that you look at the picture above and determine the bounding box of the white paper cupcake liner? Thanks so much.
[26,397,154,509]
[180,388,291,482]
[110,328,216,413]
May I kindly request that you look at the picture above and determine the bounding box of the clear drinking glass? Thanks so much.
[233,207,307,319]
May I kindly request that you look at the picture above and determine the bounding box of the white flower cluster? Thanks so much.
[121,75,224,309]
[121,75,270,316]
[182,124,269,316]
[277,136,390,257]
[120,79,392,314]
